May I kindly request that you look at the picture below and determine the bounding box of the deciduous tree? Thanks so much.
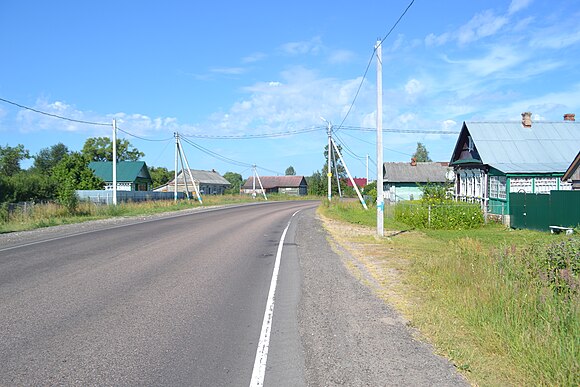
[82,137,144,162]
[0,144,30,176]
[32,143,69,174]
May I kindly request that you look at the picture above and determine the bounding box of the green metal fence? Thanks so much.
[510,191,580,231]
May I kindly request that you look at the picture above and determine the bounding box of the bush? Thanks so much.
[395,201,484,230]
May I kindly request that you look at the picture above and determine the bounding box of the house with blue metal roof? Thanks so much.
[449,112,580,220]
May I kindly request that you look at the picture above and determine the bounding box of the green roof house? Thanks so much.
[89,161,152,191]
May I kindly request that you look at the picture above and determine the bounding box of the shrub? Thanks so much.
[395,201,484,230]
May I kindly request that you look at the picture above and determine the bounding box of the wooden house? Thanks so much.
[241,176,308,196]
[383,161,452,202]
[155,169,230,195]
[562,151,580,190]
[89,161,152,191]
[449,112,579,219]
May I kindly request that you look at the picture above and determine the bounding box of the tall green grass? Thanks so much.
[320,201,579,386]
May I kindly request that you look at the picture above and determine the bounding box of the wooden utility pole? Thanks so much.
[376,39,384,237]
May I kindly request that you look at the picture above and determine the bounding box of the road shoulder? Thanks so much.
[297,210,467,386]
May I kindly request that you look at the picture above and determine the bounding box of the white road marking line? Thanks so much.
[249,209,301,387]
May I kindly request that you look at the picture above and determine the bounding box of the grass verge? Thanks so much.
[0,195,319,234]
[320,201,579,386]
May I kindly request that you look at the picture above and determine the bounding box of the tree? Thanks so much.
[52,152,103,211]
[306,171,324,196]
[0,144,30,176]
[412,142,432,162]
[82,137,144,162]
[223,171,243,194]
[8,171,57,203]
[32,143,69,174]
[149,166,173,189]
[285,166,296,176]
[322,144,347,196]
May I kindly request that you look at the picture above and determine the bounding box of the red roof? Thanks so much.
[345,178,367,187]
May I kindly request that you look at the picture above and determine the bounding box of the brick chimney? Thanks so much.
[521,112,532,127]
[564,113,575,121]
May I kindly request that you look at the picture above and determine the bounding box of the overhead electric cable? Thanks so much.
[335,0,415,131]
[341,126,458,135]
[116,126,173,142]
[181,137,251,168]
[181,126,323,140]
[0,97,110,126]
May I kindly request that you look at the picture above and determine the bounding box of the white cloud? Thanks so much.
[441,119,458,131]
[457,10,508,45]
[404,79,424,96]
[508,0,533,15]
[242,52,266,63]
[328,49,355,64]
[210,67,247,75]
[280,37,323,56]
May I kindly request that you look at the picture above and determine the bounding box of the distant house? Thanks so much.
[562,151,580,190]
[89,161,152,191]
[155,169,230,195]
[241,175,308,196]
[449,112,579,217]
[383,160,451,202]
[346,178,368,188]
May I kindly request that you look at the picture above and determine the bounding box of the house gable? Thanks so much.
[450,123,483,166]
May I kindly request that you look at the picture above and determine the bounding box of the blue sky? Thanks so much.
[1,0,579,179]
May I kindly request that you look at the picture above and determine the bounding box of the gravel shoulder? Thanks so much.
[297,210,468,386]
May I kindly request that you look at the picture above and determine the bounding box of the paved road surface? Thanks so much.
[0,201,466,386]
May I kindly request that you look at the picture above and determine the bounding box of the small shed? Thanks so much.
[383,161,451,202]
[562,151,580,190]
[241,175,308,196]
[155,169,231,195]
[89,161,152,191]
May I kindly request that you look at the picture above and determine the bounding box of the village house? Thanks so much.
[89,161,152,191]
[383,160,452,202]
[241,175,308,196]
[155,169,230,195]
[562,151,580,190]
[449,112,580,220]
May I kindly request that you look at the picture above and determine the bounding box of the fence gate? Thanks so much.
[510,191,580,231]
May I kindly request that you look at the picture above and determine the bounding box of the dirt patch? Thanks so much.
[318,213,416,316]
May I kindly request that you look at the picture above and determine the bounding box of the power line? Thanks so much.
[378,0,415,46]
[116,126,173,142]
[181,126,323,140]
[180,137,284,175]
[335,0,415,131]
[0,97,110,126]
[341,126,459,135]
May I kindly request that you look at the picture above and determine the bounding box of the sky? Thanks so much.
[1,0,580,180]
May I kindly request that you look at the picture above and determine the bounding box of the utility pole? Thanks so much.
[321,117,332,202]
[174,132,179,202]
[366,154,369,184]
[331,138,368,210]
[112,119,117,206]
[376,39,384,237]
[252,165,267,200]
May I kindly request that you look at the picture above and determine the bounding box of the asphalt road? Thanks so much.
[0,201,466,386]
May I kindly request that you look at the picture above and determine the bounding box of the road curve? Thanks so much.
[0,201,317,386]
[0,201,466,386]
